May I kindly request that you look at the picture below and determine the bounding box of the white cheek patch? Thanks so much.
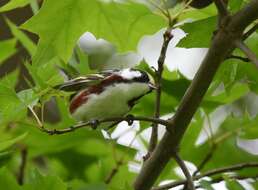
[120,69,142,80]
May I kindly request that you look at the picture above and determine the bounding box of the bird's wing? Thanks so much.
[54,72,114,92]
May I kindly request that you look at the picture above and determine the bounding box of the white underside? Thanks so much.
[72,82,150,121]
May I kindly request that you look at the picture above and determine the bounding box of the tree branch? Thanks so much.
[152,162,258,190]
[174,152,195,190]
[30,113,170,135]
[133,1,258,189]
[149,29,173,154]
[235,40,258,68]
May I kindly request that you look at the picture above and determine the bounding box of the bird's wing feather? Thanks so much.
[54,73,113,92]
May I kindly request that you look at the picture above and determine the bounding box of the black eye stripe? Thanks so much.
[132,71,150,83]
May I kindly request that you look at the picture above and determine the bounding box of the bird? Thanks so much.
[55,68,155,126]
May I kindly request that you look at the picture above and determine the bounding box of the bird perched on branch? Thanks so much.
[55,68,155,124]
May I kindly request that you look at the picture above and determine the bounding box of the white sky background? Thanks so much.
[78,26,258,190]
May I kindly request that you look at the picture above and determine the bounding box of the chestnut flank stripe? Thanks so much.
[69,74,126,113]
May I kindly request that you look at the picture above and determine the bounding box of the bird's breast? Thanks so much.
[70,82,150,121]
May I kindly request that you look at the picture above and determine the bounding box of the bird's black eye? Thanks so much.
[135,71,150,83]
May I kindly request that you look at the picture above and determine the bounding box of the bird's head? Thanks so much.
[118,68,156,91]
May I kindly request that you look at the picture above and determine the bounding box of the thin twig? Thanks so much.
[194,121,242,176]
[192,112,216,177]
[105,131,140,184]
[214,0,229,28]
[193,144,217,176]
[41,116,167,134]
[17,148,28,185]
[235,39,258,68]
[227,55,250,62]
[194,174,258,189]
[105,158,124,184]
[243,23,258,40]
[198,162,258,178]
[28,107,170,135]
[174,152,195,190]
[204,174,258,185]
[152,162,258,190]
[214,0,229,17]
[148,29,173,154]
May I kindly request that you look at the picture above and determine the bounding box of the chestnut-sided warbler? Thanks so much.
[56,68,155,123]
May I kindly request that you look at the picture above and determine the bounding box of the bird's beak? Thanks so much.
[148,82,157,90]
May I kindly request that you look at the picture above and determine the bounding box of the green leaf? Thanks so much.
[220,50,258,95]
[181,111,205,162]
[0,133,27,152]
[0,69,19,89]
[0,0,30,12]
[136,61,156,79]
[73,47,90,75]
[83,183,107,190]
[199,180,215,190]
[0,168,21,190]
[24,170,67,190]
[226,179,245,190]
[236,62,258,94]
[5,18,36,56]
[68,180,107,190]
[0,38,17,64]
[0,78,36,125]
[182,113,258,173]
[229,0,243,12]
[245,32,258,59]
[179,3,217,21]
[162,78,190,100]
[177,16,217,48]
[214,59,238,90]
[49,149,97,180]
[21,0,166,65]
[17,121,102,156]
[231,115,258,139]
[63,46,91,77]
[17,88,39,107]
[0,84,25,125]
[25,57,64,89]
[0,151,13,167]
[252,181,258,189]
[205,83,250,104]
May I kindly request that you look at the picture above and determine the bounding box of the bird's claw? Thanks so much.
[90,119,99,129]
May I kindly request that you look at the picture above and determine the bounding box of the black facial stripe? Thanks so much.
[131,70,150,83]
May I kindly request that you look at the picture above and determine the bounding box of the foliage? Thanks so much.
[0,0,257,190]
